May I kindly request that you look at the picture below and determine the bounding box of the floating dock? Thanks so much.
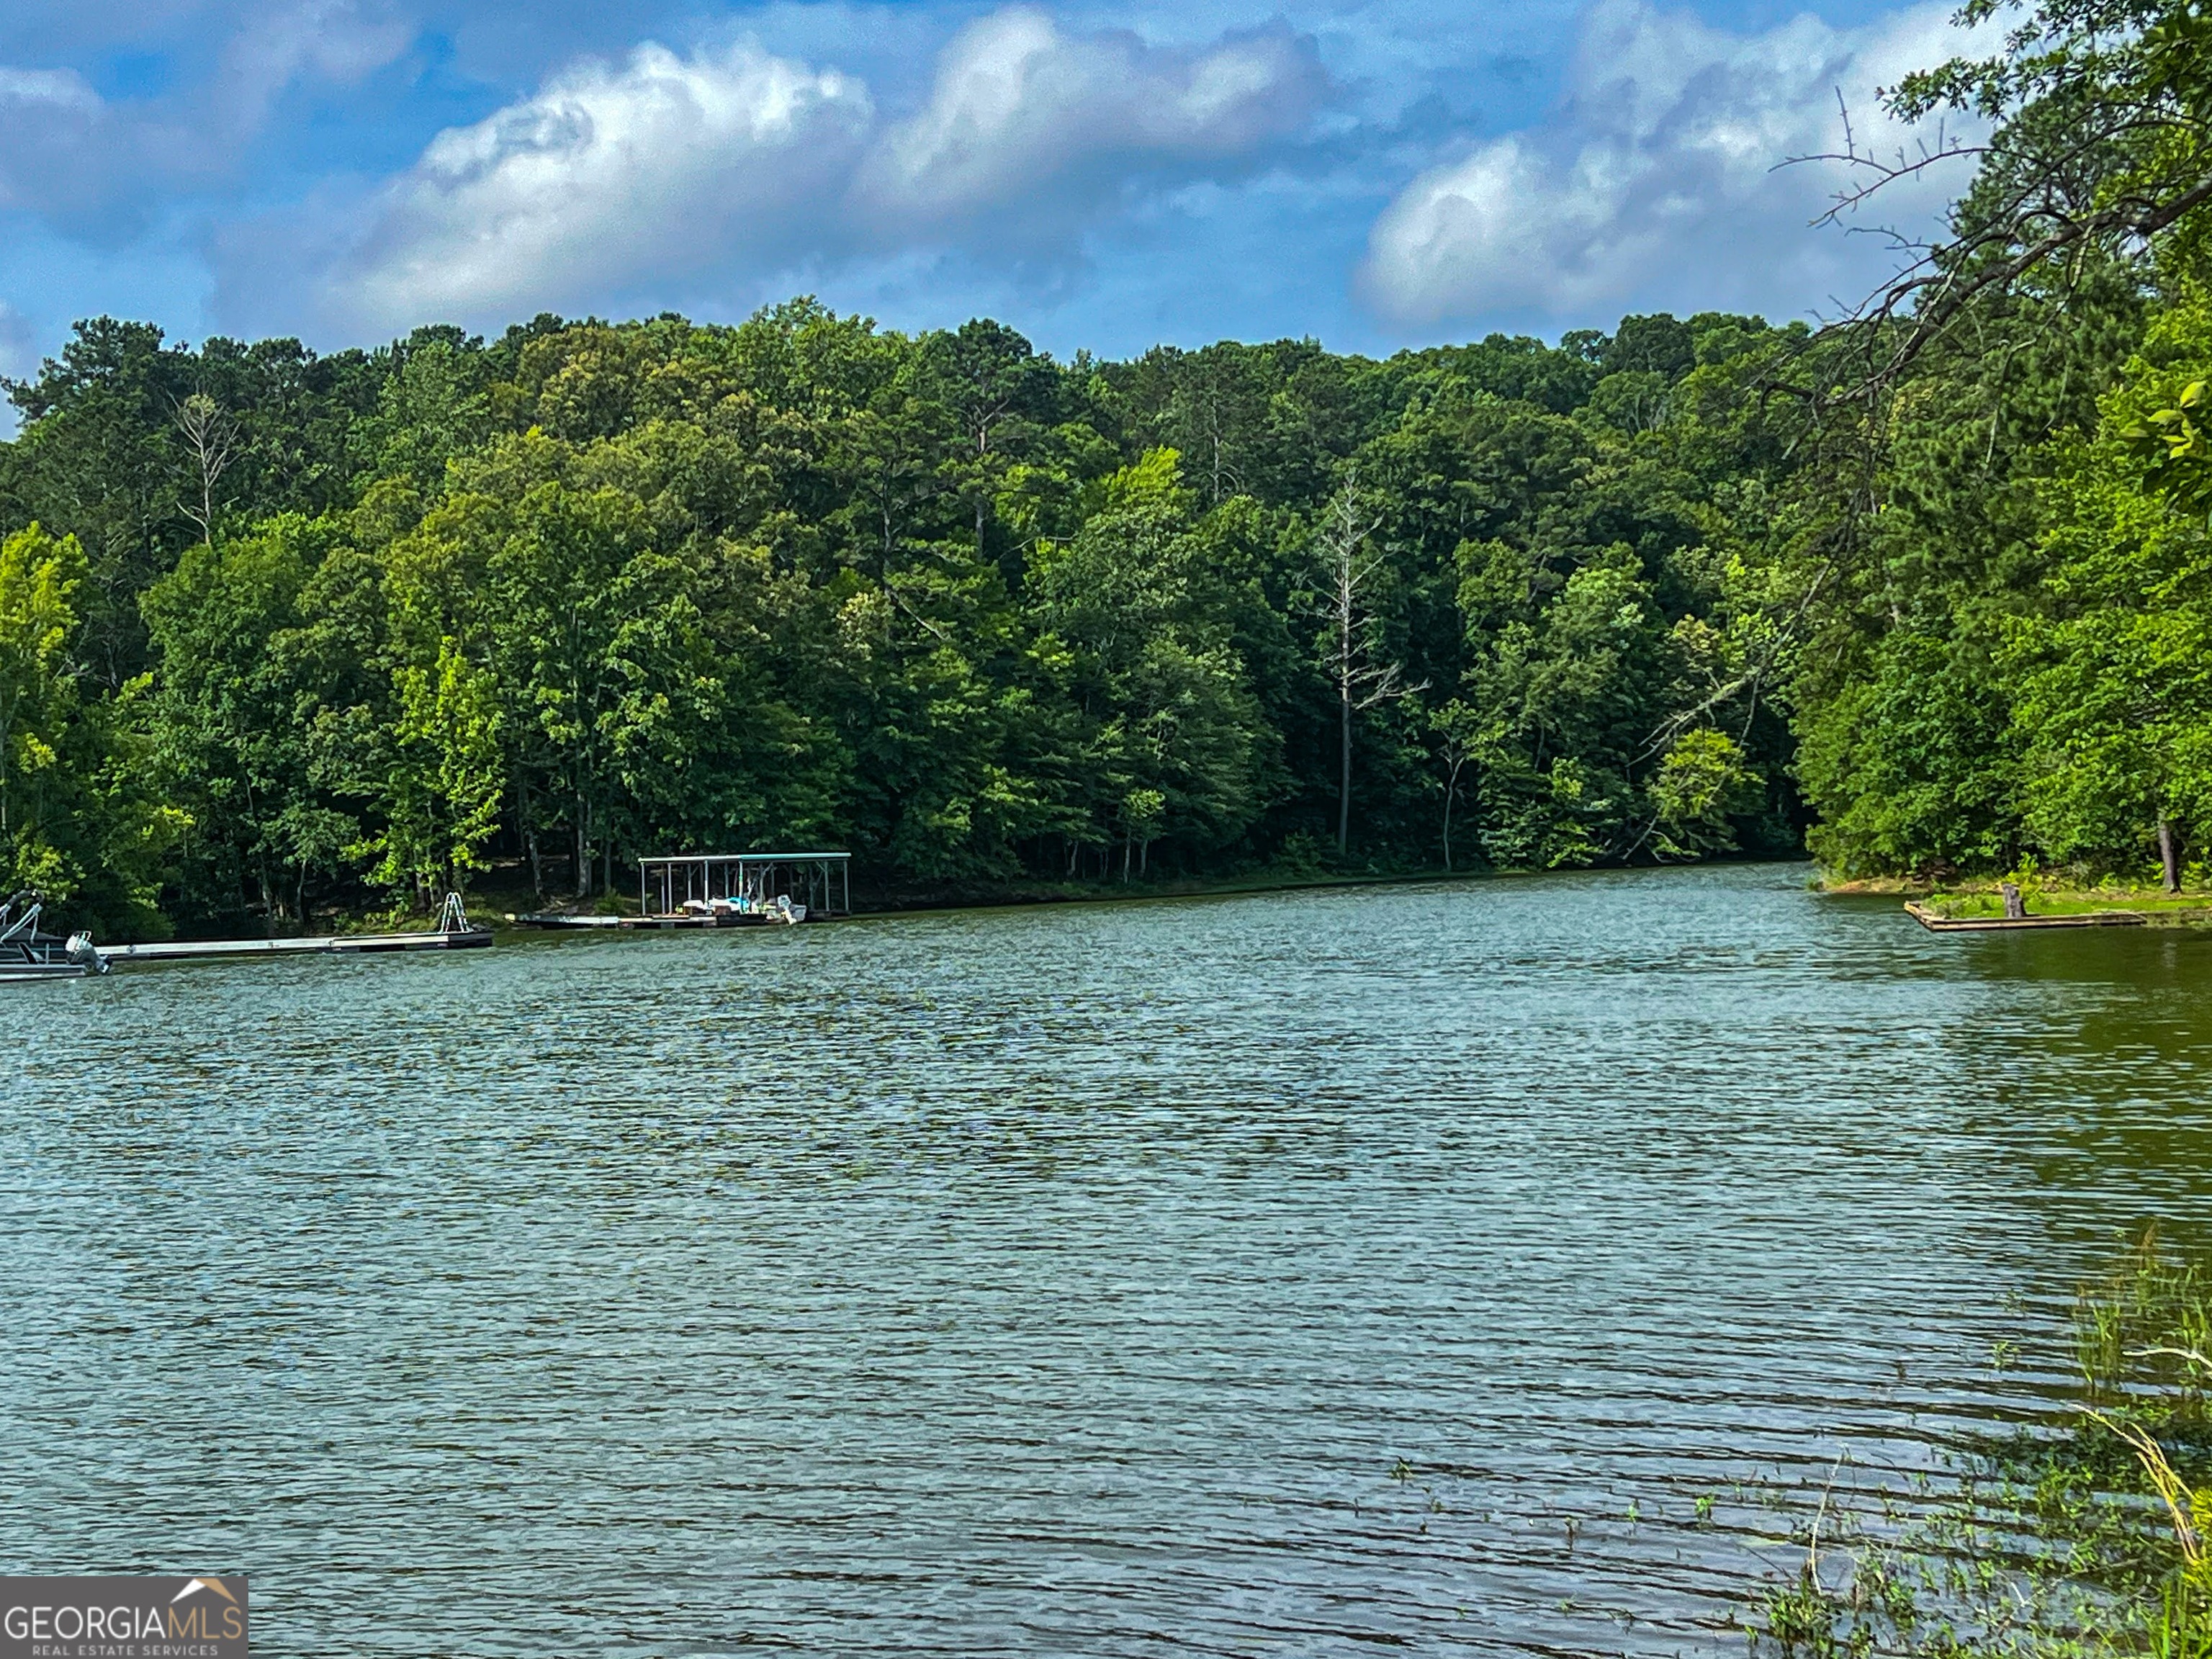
[108,927,495,961]
[1905,901,2148,932]
[514,912,755,930]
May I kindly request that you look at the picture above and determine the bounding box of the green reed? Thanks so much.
[1753,1231,2212,1658]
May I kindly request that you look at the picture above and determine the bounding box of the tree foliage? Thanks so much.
[0,304,1809,933]
[1785,0,2212,887]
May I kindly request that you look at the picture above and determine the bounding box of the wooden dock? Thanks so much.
[1905,901,2148,932]
[108,927,495,961]
[513,912,762,930]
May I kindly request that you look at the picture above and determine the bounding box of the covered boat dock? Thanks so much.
[639,851,851,922]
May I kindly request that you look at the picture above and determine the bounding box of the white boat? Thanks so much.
[675,892,809,925]
[0,893,108,982]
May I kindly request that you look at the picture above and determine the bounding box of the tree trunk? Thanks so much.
[1442,764,1459,873]
[1338,689,1352,853]
[575,804,590,899]
[2159,815,2181,894]
[2002,881,2026,920]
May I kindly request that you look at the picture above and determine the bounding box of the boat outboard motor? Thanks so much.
[66,932,109,975]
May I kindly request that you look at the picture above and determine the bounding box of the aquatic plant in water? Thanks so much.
[1753,1233,2212,1658]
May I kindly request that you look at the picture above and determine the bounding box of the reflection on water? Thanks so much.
[6,863,2211,1654]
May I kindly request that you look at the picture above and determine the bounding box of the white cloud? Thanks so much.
[853,8,1325,231]
[0,67,109,214]
[215,0,413,134]
[290,8,1329,336]
[0,1,410,233]
[0,66,100,112]
[332,39,875,332]
[1359,0,1990,326]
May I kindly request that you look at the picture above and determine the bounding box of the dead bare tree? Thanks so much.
[1313,477,1426,853]
[173,392,240,547]
[1430,701,1488,873]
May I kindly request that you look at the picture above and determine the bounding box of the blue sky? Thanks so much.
[0,0,1987,376]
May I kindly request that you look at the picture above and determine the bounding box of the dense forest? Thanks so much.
[7,0,2212,938]
[0,306,1815,935]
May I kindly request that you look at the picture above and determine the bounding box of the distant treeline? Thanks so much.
[0,306,1817,936]
[16,6,2212,943]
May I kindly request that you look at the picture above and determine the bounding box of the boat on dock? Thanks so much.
[680,893,807,925]
[518,850,846,930]
[639,850,845,923]
[513,910,734,930]
[0,893,109,982]
[516,895,808,930]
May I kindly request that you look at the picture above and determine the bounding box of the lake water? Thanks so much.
[7,863,2211,1655]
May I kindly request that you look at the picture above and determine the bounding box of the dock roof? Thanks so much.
[638,851,850,864]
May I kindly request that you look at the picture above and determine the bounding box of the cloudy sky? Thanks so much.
[0,0,1987,375]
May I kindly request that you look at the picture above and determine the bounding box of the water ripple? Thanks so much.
[6,864,2211,1654]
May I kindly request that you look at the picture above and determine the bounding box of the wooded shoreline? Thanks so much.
[16,0,2212,945]
[273,851,1827,941]
[0,307,1812,945]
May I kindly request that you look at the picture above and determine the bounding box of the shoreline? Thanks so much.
[490,853,1819,930]
[1823,871,2212,925]
[137,854,1824,945]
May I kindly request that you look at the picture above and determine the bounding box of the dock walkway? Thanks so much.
[109,928,495,961]
[513,912,745,930]
[1905,901,2148,932]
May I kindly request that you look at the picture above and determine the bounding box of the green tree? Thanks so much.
[0,523,182,933]
[365,635,505,905]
